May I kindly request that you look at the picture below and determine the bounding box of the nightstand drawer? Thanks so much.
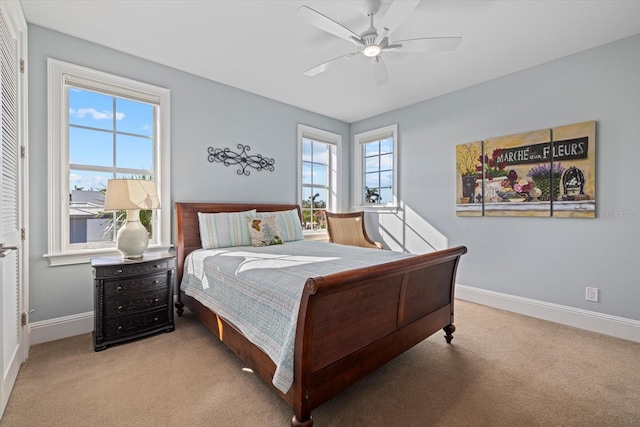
[95,260,171,279]
[92,254,175,351]
[104,309,169,339]
[104,273,167,296]
[104,290,168,316]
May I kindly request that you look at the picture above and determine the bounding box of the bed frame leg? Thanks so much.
[291,415,313,427]
[443,324,456,343]
[175,301,184,317]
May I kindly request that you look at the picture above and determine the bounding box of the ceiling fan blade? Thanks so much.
[379,0,421,36]
[304,52,358,77]
[371,56,388,86]
[382,44,402,52]
[393,37,462,53]
[296,6,362,44]
[374,28,389,45]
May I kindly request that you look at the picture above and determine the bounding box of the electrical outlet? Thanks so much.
[586,287,599,302]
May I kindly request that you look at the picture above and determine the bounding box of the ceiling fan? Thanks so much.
[296,0,461,85]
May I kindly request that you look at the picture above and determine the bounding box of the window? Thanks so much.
[47,59,170,265]
[297,125,341,236]
[353,124,398,212]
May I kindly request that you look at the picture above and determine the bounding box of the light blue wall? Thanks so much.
[28,23,640,324]
[351,34,640,321]
[27,25,349,322]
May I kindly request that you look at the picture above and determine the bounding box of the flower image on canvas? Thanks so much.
[477,148,509,180]
[528,163,564,200]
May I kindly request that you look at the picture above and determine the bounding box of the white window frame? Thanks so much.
[297,124,342,238]
[46,59,171,266]
[353,124,398,213]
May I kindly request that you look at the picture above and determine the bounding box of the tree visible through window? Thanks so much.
[364,137,394,204]
[298,124,341,235]
[301,138,329,231]
[354,124,398,211]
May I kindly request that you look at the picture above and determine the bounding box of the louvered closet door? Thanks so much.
[0,3,23,417]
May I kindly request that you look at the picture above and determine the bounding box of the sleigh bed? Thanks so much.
[174,202,467,426]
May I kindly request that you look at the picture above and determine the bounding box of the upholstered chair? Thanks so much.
[326,211,383,249]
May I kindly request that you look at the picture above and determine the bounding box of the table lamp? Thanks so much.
[104,179,160,258]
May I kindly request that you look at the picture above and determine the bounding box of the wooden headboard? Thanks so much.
[174,202,301,285]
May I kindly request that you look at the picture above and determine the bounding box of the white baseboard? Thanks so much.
[456,284,640,343]
[29,295,179,346]
[29,311,94,346]
[27,287,640,347]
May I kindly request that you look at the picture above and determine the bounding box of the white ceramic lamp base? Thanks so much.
[116,209,149,259]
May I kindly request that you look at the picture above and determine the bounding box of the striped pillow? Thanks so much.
[255,208,304,242]
[198,210,256,249]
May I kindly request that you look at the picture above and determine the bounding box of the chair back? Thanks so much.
[326,211,382,249]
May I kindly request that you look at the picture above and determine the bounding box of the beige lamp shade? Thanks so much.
[104,179,160,258]
[104,179,160,211]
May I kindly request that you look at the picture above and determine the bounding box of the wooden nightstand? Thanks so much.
[92,252,175,351]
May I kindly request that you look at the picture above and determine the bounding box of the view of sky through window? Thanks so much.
[301,137,329,230]
[364,137,393,204]
[68,87,154,192]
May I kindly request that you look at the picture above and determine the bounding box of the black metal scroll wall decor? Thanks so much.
[207,144,275,176]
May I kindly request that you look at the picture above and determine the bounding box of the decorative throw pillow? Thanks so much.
[255,208,304,242]
[246,216,283,247]
[198,209,256,249]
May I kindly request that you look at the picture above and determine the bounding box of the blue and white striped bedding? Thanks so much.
[180,240,413,393]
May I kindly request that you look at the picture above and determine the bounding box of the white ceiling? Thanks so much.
[20,0,640,123]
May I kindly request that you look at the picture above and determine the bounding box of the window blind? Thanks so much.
[359,131,394,145]
[63,74,161,105]
[302,131,338,145]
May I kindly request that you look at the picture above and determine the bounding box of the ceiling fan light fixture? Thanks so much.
[298,0,462,84]
[362,44,381,57]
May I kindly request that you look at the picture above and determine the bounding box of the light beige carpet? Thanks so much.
[2,300,639,427]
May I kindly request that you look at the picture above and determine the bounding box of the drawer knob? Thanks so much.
[117,325,123,331]
[116,285,122,291]
[153,280,159,284]
[154,264,160,268]
[117,305,123,311]
[115,269,123,275]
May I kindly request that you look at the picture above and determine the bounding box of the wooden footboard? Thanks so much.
[291,246,466,423]
[174,202,466,426]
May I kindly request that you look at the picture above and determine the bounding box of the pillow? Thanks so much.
[198,209,256,249]
[255,208,304,242]
[246,216,283,247]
